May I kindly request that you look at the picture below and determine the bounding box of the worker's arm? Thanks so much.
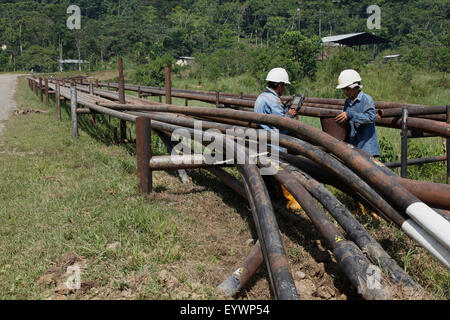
[346,98,377,126]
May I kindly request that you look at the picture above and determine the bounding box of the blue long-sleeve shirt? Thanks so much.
[344,91,380,156]
[254,87,289,134]
[254,87,289,152]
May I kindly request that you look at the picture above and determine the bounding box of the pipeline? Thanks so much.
[134,112,449,282]
[97,81,445,111]
[111,104,449,251]
[120,106,450,266]
[276,161,425,296]
[29,76,449,300]
[268,162,392,299]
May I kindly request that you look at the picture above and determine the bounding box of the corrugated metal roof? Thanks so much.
[322,32,389,46]
[322,32,366,43]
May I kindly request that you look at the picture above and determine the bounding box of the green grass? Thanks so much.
[6,64,448,300]
[0,77,190,299]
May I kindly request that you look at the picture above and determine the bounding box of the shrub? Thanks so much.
[406,140,446,182]
[131,54,175,86]
[403,45,427,68]
[378,136,396,163]
[321,47,370,80]
[191,44,248,80]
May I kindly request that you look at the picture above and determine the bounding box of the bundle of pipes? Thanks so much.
[105,101,450,263]
[27,76,449,300]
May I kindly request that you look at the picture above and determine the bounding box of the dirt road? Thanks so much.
[0,74,21,137]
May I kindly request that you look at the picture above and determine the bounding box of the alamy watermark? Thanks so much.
[65,265,81,290]
[366,265,382,290]
[367,5,381,30]
[67,5,81,30]
[170,121,280,175]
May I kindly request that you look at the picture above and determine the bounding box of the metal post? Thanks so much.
[136,117,152,194]
[71,83,78,139]
[45,78,49,105]
[447,106,449,184]
[56,83,61,121]
[118,57,125,103]
[39,78,43,102]
[215,91,220,108]
[118,57,127,141]
[185,85,189,106]
[138,86,142,98]
[89,83,96,126]
[165,65,171,105]
[401,107,408,178]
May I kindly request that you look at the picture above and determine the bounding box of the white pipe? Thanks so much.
[402,219,450,269]
[406,202,450,251]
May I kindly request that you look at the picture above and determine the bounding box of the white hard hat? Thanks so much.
[266,67,291,85]
[336,69,362,89]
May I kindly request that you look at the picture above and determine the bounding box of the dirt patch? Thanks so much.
[126,170,358,300]
[13,108,47,116]
[38,252,94,299]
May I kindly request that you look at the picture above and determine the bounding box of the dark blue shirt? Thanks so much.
[344,91,380,156]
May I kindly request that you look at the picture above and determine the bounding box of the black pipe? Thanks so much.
[277,160,424,297]
[270,164,392,299]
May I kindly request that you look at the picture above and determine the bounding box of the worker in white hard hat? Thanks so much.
[336,69,382,221]
[254,67,301,211]
[335,69,380,157]
[254,67,297,132]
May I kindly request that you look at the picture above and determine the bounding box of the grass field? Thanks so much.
[0,72,448,300]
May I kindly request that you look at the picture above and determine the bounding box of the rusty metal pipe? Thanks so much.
[378,106,447,118]
[278,161,424,296]
[384,155,447,168]
[149,155,232,170]
[238,164,298,300]
[218,240,264,297]
[270,164,392,299]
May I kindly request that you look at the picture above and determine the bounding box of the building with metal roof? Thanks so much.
[322,32,390,46]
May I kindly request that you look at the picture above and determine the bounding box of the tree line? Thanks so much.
[0,0,448,73]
